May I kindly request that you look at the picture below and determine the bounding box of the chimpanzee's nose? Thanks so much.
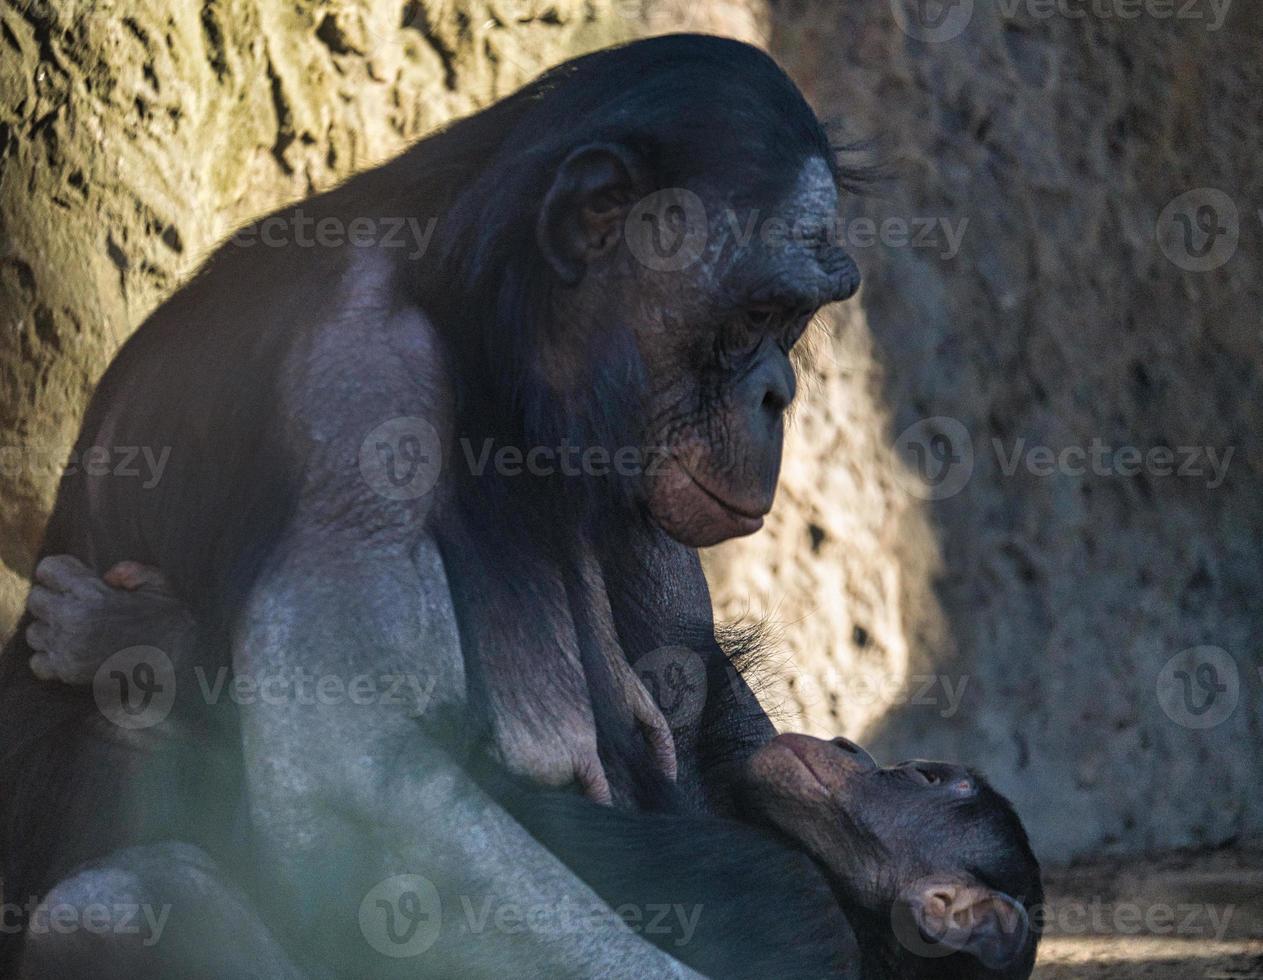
[750,354,796,424]
[830,736,878,770]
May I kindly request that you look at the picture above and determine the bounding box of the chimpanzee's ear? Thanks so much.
[537,142,646,286]
[902,876,1031,971]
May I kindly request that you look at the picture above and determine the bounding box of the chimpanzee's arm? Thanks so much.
[21,526,703,975]
[236,527,700,978]
[605,531,777,812]
[231,300,700,979]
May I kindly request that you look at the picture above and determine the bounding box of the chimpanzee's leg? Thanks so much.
[17,842,310,980]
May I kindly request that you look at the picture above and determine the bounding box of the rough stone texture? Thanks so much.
[0,0,631,628]
[697,2,1263,860]
[3,0,1261,866]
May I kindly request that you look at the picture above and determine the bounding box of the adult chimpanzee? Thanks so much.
[0,33,863,978]
[20,563,1043,979]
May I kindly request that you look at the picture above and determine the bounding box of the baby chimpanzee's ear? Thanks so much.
[900,876,1030,971]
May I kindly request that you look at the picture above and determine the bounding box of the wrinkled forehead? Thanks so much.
[712,157,854,307]
[779,156,842,230]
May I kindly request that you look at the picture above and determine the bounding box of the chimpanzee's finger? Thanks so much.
[25,619,53,654]
[33,554,100,597]
[576,757,613,806]
[28,652,58,681]
[621,664,678,782]
[638,704,678,784]
[29,649,92,686]
[25,585,63,624]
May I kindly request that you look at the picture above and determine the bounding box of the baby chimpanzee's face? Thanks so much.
[736,733,1042,976]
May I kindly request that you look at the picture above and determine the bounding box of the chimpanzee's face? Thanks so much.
[539,152,860,547]
[737,733,991,904]
[734,733,1040,975]
[629,158,860,546]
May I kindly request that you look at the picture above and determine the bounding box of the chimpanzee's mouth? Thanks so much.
[678,464,767,523]
[778,736,830,793]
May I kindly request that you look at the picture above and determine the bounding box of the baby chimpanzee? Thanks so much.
[497,731,1042,980]
[738,732,1042,979]
[23,557,1041,980]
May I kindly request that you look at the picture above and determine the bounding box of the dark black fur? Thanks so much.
[478,764,861,980]
[477,753,1042,980]
[0,35,872,975]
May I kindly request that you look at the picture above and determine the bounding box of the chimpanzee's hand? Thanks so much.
[26,555,195,685]
[606,646,678,782]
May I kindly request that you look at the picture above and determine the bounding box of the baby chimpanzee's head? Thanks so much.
[735,733,1042,980]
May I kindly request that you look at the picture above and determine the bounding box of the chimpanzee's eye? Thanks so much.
[745,305,780,331]
[723,314,771,360]
[907,767,941,786]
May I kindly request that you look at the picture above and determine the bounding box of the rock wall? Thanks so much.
[699,1,1263,859]
[0,0,630,627]
[3,0,1260,861]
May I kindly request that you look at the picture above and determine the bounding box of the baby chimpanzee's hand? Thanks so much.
[26,555,195,685]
